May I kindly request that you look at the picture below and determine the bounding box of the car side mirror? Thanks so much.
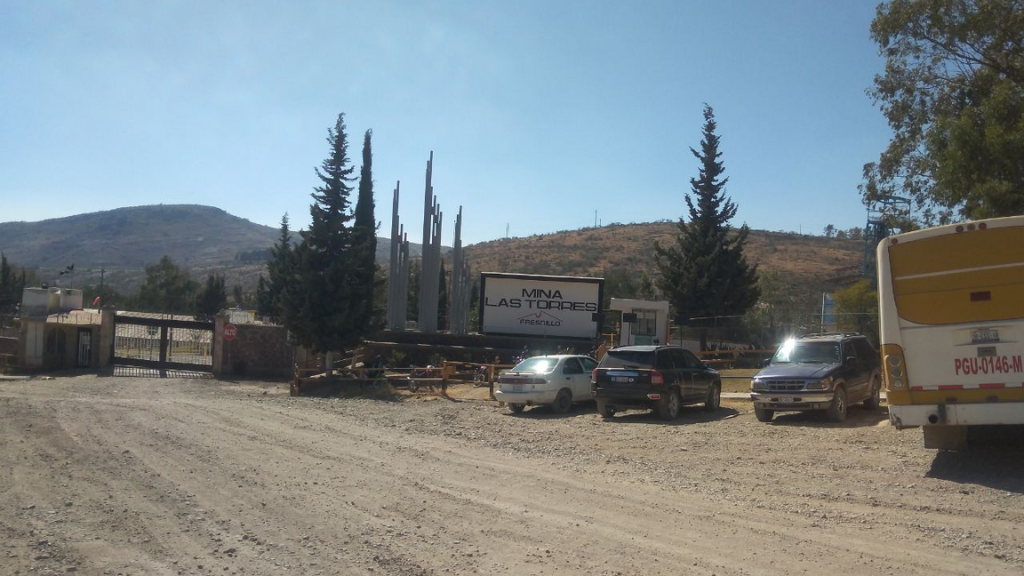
[763,358,771,367]
[844,356,857,367]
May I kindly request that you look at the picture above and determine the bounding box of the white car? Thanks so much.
[494,354,598,414]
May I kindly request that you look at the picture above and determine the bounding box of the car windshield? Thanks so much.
[772,341,841,364]
[509,357,557,374]
[600,350,655,369]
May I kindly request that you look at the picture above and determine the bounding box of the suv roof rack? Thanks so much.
[796,332,861,339]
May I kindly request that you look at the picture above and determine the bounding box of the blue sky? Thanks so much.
[0,1,890,246]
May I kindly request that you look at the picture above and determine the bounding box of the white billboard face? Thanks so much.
[480,275,602,339]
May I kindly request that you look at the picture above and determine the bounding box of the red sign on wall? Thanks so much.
[224,324,238,341]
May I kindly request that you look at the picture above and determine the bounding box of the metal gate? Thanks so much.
[112,313,214,374]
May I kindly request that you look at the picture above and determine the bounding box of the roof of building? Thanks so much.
[46,308,102,326]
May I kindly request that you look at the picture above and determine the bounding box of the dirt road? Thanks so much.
[1,375,1021,576]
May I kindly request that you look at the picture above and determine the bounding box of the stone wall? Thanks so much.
[221,324,293,379]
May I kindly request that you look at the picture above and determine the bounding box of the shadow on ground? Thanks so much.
[111,365,213,379]
[762,407,888,428]
[926,426,1024,494]
[504,403,741,424]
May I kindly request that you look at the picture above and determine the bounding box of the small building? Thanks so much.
[609,298,670,347]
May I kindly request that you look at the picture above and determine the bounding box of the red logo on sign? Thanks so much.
[224,324,238,340]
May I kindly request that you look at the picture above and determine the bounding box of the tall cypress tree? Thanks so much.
[655,105,759,350]
[0,253,15,322]
[352,129,378,331]
[255,275,271,317]
[283,113,362,354]
[264,213,293,321]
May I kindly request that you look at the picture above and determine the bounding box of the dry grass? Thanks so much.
[463,222,864,293]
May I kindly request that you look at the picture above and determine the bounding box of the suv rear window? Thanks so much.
[599,350,655,369]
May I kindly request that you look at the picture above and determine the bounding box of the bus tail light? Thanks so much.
[881,344,909,392]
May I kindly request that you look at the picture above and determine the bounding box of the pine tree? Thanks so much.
[283,113,364,355]
[351,129,378,331]
[655,105,759,350]
[255,275,272,317]
[264,213,293,321]
[195,274,228,321]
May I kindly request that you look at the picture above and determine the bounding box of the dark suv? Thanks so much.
[591,346,721,420]
[750,333,881,423]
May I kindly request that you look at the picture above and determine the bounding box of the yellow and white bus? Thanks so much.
[877,216,1024,450]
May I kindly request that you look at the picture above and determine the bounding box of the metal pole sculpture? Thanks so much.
[386,182,402,331]
[449,206,472,335]
[417,152,443,333]
[398,230,410,328]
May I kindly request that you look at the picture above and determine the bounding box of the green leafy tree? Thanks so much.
[863,0,1024,224]
[231,285,252,309]
[195,274,228,321]
[283,113,372,355]
[834,279,879,340]
[137,256,199,314]
[638,272,657,300]
[352,129,379,332]
[742,269,808,347]
[655,105,760,350]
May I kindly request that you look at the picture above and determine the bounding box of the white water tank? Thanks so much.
[59,289,83,313]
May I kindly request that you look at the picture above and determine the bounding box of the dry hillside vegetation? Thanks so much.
[464,222,863,289]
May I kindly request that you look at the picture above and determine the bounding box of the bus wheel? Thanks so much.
[826,386,847,422]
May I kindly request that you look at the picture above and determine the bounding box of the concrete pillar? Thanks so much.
[98,306,115,369]
[212,314,226,377]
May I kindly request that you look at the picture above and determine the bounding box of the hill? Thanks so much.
[0,205,426,291]
[463,222,865,294]
[1,206,866,298]
[0,205,279,269]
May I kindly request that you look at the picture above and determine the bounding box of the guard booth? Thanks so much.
[609,298,670,347]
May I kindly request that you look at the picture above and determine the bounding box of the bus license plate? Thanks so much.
[972,328,1000,344]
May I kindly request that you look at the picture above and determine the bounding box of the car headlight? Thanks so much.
[805,377,833,391]
[751,378,767,392]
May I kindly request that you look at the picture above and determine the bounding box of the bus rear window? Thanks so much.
[888,226,1024,325]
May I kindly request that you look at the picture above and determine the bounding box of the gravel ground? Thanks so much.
[1,374,1022,576]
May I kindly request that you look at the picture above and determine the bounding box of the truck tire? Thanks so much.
[826,386,848,422]
[657,389,680,420]
[754,407,774,422]
[596,399,616,419]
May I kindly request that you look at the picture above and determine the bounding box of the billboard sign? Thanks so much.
[479,273,604,339]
